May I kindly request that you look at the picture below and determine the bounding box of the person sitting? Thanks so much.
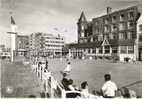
[68,79,75,91]
[101,74,118,98]
[119,87,137,98]
[66,79,81,98]
[80,81,97,98]
[81,81,89,93]
[61,73,71,90]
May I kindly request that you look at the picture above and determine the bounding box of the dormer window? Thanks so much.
[128,11,134,19]
[120,14,125,21]
[112,16,116,22]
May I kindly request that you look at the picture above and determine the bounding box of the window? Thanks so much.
[98,47,103,54]
[128,12,134,19]
[112,47,118,53]
[139,35,142,41]
[81,25,84,30]
[84,39,87,43]
[88,49,91,53]
[90,37,93,42]
[96,28,99,33]
[81,32,84,37]
[87,39,90,43]
[104,26,109,32]
[127,32,132,39]
[111,24,117,31]
[92,48,96,53]
[112,16,116,22]
[105,18,109,24]
[79,39,83,43]
[128,46,134,54]
[109,33,114,39]
[104,46,110,54]
[120,14,125,21]
[120,46,127,54]
[139,25,142,31]
[119,23,125,30]
[98,34,103,41]
[119,33,124,40]
[95,21,98,25]
[128,22,134,29]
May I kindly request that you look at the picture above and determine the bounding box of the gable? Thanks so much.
[102,38,110,46]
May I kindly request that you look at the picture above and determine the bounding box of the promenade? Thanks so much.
[48,58,142,97]
[1,59,44,98]
[1,58,142,98]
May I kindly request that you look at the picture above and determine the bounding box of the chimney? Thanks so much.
[107,7,112,14]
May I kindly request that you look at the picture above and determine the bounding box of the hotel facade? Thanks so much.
[29,32,65,57]
[69,5,142,61]
[17,35,29,56]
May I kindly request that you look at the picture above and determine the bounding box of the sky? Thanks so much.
[0,0,142,48]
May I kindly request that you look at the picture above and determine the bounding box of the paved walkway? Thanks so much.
[1,60,44,98]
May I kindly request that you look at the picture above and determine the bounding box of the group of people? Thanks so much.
[61,72,118,98]
[61,70,136,98]
[30,56,49,81]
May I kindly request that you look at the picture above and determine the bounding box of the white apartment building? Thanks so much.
[29,32,65,57]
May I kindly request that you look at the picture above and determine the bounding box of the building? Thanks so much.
[0,45,11,59]
[29,32,65,57]
[16,35,29,56]
[69,5,142,61]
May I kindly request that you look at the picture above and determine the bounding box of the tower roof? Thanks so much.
[11,16,16,25]
[78,11,87,22]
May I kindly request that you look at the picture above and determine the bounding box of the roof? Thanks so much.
[11,16,16,25]
[68,39,135,48]
[68,41,102,48]
[78,11,87,22]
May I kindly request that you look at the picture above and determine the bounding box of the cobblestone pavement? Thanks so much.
[1,59,44,98]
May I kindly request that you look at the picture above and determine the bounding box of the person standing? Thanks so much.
[64,62,72,73]
[101,74,118,98]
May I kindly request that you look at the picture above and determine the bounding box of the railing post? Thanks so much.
[61,89,66,98]
[50,76,54,98]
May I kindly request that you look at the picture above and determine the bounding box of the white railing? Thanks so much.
[30,61,100,98]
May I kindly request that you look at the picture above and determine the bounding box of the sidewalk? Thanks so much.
[1,60,44,98]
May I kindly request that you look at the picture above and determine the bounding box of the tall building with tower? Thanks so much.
[7,16,17,62]
[7,16,30,61]
[69,5,142,61]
